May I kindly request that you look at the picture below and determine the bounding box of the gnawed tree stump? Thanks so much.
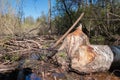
[57,24,116,73]
[57,45,114,73]
[58,24,90,53]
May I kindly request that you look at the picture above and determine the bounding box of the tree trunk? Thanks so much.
[48,0,52,34]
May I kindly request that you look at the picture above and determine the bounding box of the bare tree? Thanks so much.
[48,0,52,34]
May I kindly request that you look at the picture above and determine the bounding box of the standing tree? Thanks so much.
[48,0,52,34]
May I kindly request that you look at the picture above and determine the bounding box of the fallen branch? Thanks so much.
[51,13,84,48]
[22,23,41,37]
[7,49,30,53]
[25,39,42,48]
[0,63,18,73]
[0,68,15,72]
[109,12,120,18]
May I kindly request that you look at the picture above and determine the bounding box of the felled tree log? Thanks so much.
[70,45,113,73]
[57,45,114,73]
[57,24,117,73]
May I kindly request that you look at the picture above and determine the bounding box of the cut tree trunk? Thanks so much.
[56,24,119,73]
[70,45,113,73]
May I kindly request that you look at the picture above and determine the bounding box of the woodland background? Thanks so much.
[0,0,120,45]
[0,0,120,80]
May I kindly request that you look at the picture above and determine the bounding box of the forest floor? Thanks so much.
[0,35,120,80]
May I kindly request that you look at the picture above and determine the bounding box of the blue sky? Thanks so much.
[23,0,55,19]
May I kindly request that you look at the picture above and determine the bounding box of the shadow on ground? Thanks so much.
[0,67,33,80]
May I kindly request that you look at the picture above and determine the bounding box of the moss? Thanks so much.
[2,52,20,62]
[57,51,67,59]
[11,53,20,62]
[90,35,105,44]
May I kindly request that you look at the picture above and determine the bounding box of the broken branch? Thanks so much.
[51,13,84,48]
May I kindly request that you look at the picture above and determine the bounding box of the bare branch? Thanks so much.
[51,13,84,48]
[109,12,120,18]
